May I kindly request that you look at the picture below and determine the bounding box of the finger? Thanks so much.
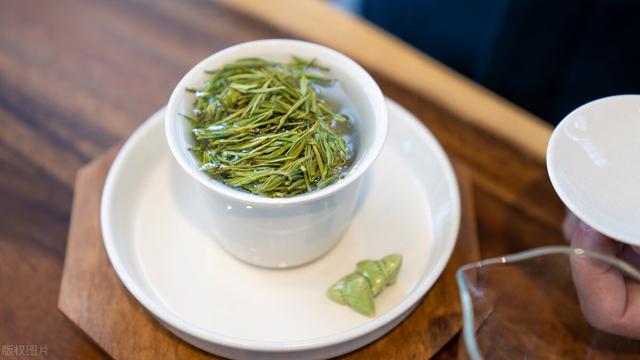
[570,222,637,337]
[562,210,580,243]
[617,245,640,270]
[571,221,620,272]
[617,281,640,339]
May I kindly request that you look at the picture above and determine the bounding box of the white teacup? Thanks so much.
[165,39,387,268]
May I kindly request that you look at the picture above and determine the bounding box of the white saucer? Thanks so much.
[101,98,460,359]
[547,95,640,246]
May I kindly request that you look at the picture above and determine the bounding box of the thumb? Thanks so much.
[571,221,640,339]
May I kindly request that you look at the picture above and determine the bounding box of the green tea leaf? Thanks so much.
[188,56,353,198]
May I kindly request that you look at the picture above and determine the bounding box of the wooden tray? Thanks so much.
[58,147,479,360]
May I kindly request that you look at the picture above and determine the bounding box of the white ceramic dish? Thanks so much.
[547,95,640,246]
[165,39,388,268]
[101,99,460,359]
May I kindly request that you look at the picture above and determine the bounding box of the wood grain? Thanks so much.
[59,148,213,360]
[0,0,283,358]
[58,148,479,359]
[0,0,594,358]
[219,0,552,161]
[218,0,566,235]
[342,163,480,359]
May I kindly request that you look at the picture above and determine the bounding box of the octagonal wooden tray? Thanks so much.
[58,147,478,360]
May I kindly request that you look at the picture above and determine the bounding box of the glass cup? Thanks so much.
[456,246,640,359]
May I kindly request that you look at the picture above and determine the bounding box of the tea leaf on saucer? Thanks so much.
[327,254,403,316]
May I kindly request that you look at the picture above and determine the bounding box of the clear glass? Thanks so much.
[456,246,640,359]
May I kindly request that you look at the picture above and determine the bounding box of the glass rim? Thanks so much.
[455,245,640,360]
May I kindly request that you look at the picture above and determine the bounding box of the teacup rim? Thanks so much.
[165,39,388,206]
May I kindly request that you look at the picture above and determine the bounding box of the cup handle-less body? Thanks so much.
[196,177,362,268]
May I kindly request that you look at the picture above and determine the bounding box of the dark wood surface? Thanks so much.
[0,1,284,358]
[58,151,478,359]
[59,148,213,360]
[1,0,571,359]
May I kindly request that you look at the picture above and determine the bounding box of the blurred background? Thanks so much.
[335,0,640,125]
[1,0,638,358]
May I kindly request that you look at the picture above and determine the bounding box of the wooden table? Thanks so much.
[0,0,566,358]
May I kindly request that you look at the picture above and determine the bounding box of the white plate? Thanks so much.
[547,95,640,246]
[101,98,460,359]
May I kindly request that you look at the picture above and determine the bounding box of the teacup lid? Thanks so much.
[547,95,640,246]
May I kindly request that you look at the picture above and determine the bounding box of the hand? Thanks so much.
[563,211,640,339]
